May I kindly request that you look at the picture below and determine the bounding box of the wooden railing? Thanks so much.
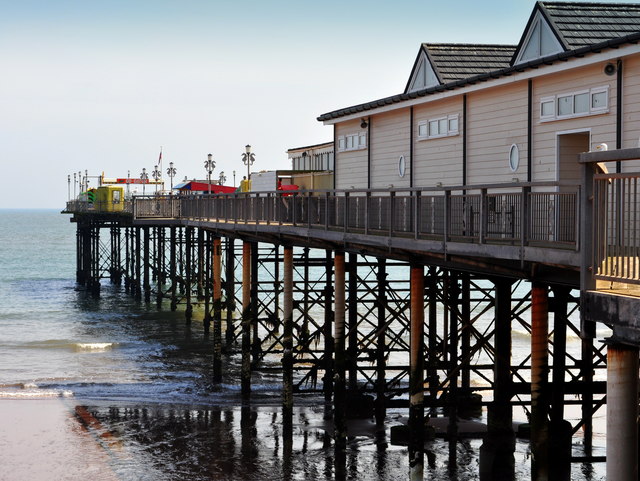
[593,172,640,285]
[132,182,580,250]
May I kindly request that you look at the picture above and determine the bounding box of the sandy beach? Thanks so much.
[0,399,119,481]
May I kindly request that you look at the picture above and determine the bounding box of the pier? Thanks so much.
[63,148,640,480]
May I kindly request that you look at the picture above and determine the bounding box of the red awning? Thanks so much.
[178,182,236,193]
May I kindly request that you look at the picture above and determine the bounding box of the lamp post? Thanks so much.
[241,144,256,190]
[73,173,77,198]
[204,153,215,195]
[233,170,236,187]
[152,165,161,194]
[219,171,227,186]
[140,168,149,195]
[68,175,71,201]
[167,162,177,192]
[84,169,89,190]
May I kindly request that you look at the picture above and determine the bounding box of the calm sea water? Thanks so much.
[0,209,606,480]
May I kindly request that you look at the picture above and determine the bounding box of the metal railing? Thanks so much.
[64,200,133,214]
[133,182,580,249]
[593,172,640,285]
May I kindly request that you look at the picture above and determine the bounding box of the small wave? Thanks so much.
[74,342,115,352]
[0,387,73,399]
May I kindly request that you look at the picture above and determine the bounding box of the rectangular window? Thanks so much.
[418,113,460,140]
[574,92,589,113]
[337,132,367,152]
[540,86,609,122]
[448,115,459,133]
[540,97,555,119]
[557,95,573,116]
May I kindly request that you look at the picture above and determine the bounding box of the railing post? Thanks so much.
[389,191,396,238]
[521,186,531,265]
[344,192,349,233]
[480,188,488,244]
[365,191,370,235]
[414,190,421,240]
[307,191,312,229]
[325,191,330,230]
[444,190,451,252]
[292,192,298,226]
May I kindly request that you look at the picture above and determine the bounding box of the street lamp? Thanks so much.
[241,144,256,190]
[68,175,71,201]
[218,171,227,186]
[140,168,149,195]
[167,162,177,192]
[204,153,215,195]
[152,164,161,194]
[233,170,236,187]
[73,172,77,198]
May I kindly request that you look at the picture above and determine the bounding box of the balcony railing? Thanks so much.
[593,172,640,285]
[132,182,580,250]
[64,199,133,214]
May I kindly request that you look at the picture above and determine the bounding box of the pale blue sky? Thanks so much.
[1,0,637,207]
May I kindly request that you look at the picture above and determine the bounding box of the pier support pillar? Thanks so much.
[606,343,639,481]
[213,236,223,382]
[143,227,150,304]
[447,272,460,467]
[170,227,177,311]
[90,225,100,296]
[203,232,211,334]
[250,242,260,363]
[531,282,550,481]
[156,228,164,308]
[241,241,252,399]
[409,263,424,481]
[427,267,439,404]
[480,277,515,481]
[225,238,236,346]
[347,253,358,393]
[550,286,571,481]
[134,227,141,300]
[185,227,193,323]
[375,257,387,427]
[197,229,204,301]
[282,246,294,430]
[334,251,347,451]
[323,250,334,404]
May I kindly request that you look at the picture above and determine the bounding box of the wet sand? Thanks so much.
[0,399,119,481]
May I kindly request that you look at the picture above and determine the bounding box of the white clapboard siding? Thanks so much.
[622,56,640,171]
[413,98,464,187]
[532,64,617,182]
[370,109,411,188]
[335,120,368,190]
[466,81,529,185]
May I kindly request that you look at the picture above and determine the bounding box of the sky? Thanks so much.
[2,0,638,208]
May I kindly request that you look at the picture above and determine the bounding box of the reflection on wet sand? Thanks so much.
[74,403,411,481]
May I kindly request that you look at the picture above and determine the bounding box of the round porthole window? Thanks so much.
[398,155,406,177]
[509,144,519,172]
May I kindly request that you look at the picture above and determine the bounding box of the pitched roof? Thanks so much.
[540,1,640,49]
[425,44,516,83]
[318,1,640,122]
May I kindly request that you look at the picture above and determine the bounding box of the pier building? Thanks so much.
[64,2,640,480]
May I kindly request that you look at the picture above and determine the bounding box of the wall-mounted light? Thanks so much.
[436,182,443,188]
[361,118,368,129]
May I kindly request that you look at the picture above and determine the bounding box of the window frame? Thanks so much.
[417,113,460,140]
[539,86,610,122]
[337,131,367,152]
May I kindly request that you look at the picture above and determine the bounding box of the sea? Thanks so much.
[0,209,606,480]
